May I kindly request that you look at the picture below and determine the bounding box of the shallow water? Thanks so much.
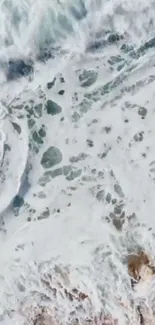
[0,0,155,324]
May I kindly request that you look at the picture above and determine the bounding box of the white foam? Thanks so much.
[0,0,155,324]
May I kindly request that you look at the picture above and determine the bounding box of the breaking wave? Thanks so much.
[0,0,155,324]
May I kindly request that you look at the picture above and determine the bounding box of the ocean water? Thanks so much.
[0,0,155,324]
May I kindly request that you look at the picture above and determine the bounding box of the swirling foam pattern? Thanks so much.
[0,0,155,324]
